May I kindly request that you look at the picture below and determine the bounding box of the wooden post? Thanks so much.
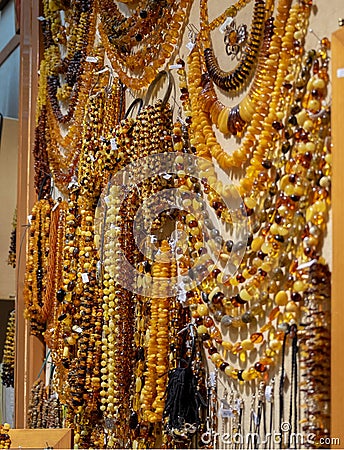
[15,0,44,428]
[331,26,344,448]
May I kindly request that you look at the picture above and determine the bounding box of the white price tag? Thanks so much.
[220,17,233,33]
[297,259,317,270]
[169,64,183,70]
[337,68,344,78]
[265,385,273,402]
[110,138,117,150]
[220,407,234,418]
[186,41,195,52]
[86,56,99,63]
[81,273,89,283]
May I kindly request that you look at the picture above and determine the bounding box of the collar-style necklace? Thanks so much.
[98,0,192,90]
[200,0,267,93]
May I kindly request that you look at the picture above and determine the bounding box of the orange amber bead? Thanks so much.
[269,306,280,321]
[250,332,264,344]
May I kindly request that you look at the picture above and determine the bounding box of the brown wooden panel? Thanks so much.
[9,428,72,449]
[15,0,44,428]
[331,26,344,448]
[0,34,20,65]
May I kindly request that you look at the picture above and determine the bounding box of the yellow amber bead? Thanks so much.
[251,236,264,252]
[269,339,282,351]
[275,290,288,306]
[197,325,208,335]
[222,341,233,350]
[239,289,251,301]
[293,280,305,292]
[244,197,257,209]
[224,365,234,377]
[210,353,222,364]
[286,301,299,313]
[197,304,209,316]
[241,339,254,351]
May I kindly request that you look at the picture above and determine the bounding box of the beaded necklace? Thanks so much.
[98,0,174,52]
[182,30,331,384]
[200,0,267,92]
[1,311,15,389]
[40,0,97,124]
[24,199,52,336]
[47,81,125,447]
[98,0,192,89]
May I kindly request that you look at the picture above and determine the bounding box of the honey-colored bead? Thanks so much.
[275,290,288,306]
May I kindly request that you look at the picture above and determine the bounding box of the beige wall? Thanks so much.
[0,117,18,300]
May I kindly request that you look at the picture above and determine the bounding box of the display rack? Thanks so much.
[13,1,341,448]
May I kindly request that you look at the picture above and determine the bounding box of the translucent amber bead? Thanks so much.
[293,280,305,292]
[241,339,254,351]
[250,332,264,344]
[222,341,233,351]
[197,325,208,335]
[268,306,280,321]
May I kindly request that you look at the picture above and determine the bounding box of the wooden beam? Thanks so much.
[331,26,344,448]
[15,0,44,428]
[0,34,20,66]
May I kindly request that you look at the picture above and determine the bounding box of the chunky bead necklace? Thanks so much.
[1,311,15,389]
[40,0,97,124]
[183,40,331,385]
[24,199,52,335]
[98,0,174,53]
[200,0,267,92]
[98,0,192,89]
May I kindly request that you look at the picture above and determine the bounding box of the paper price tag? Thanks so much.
[220,17,233,33]
[86,56,99,63]
[337,68,344,78]
[186,41,195,52]
[220,407,234,418]
[265,385,273,402]
[81,273,89,283]
[110,138,117,150]
[169,64,183,70]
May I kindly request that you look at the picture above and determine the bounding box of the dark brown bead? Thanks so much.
[272,120,284,131]
[208,346,218,355]
[220,362,229,372]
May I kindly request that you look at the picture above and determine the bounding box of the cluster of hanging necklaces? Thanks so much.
[22,0,331,448]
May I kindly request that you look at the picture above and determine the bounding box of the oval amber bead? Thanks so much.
[250,332,264,344]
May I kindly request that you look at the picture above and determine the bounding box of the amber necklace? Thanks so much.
[41,0,98,124]
[200,0,267,93]
[186,0,300,184]
[98,0,174,53]
[184,15,330,385]
[198,16,275,137]
[98,0,192,89]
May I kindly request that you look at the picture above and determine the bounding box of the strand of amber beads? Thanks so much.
[186,0,293,174]
[140,240,173,423]
[200,0,267,92]
[98,0,191,90]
